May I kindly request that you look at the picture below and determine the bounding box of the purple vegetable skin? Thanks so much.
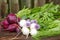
[6,24,19,32]
[35,24,40,30]
[16,28,21,33]
[31,20,37,23]
[26,19,31,27]
[1,19,9,29]
[17,17,20,22]
[7,13,17,24]
[0,23,2,32]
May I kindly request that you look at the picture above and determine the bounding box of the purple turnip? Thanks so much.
[30,23,40,30]
[31,20,37,23]
[26,19,31,27]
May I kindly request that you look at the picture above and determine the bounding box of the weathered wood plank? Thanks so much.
[0,0,2,19]
[19,0,21,10]
[26,0,31,8]
[1,0,8,18]
[34,0,38,7]
[38,0,46,6]
[46,0,52,3]
[9,0,11,13]
[53,0,60,4]
[21,0,26,9]
[31,0,34,8]
[34,0,46,7]
[10,0,19,13]
[0,0,60,19]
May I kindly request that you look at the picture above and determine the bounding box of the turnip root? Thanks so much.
[30,29,37,36]
[21,27,30,38]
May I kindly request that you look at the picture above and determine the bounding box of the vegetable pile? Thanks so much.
[1,13,21,32]
[0,13,40,39]
[19,19,40,38]
[0,2,60,40]
[16,2,60,40]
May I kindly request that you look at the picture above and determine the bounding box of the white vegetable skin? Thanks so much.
[30,23,40,29]
[30,23,36,29]
[30,29,37,36]
[19,20,26,27]
[21,27,30,37]
[35,24,40,30]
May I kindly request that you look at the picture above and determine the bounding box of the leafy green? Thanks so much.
[31,7,41,14]
[47,20,60,29]
[32,20,60,40]
[16,8,31,19]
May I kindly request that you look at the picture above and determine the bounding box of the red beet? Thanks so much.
[1,19,9,29]
[6,24,19,32]
[17,17,20,22]
[16,28,21,33]
[7,13,18,24]
[0,23,2,32]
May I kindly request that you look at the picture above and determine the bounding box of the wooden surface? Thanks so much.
[0,30,60,40]
[0,0,60,18]
[0,30,33,40]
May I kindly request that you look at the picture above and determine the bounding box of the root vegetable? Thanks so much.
[30,29,37,36]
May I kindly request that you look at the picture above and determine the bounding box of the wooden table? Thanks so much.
[0,30,33,40]
[0,30,60,40]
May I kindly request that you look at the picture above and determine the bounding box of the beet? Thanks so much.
[0,23,2,32]
[6,24,19,32]
[16,28,21,33]
[1,19,9,29]
[7,13,18,24]
[17,17,20,22]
